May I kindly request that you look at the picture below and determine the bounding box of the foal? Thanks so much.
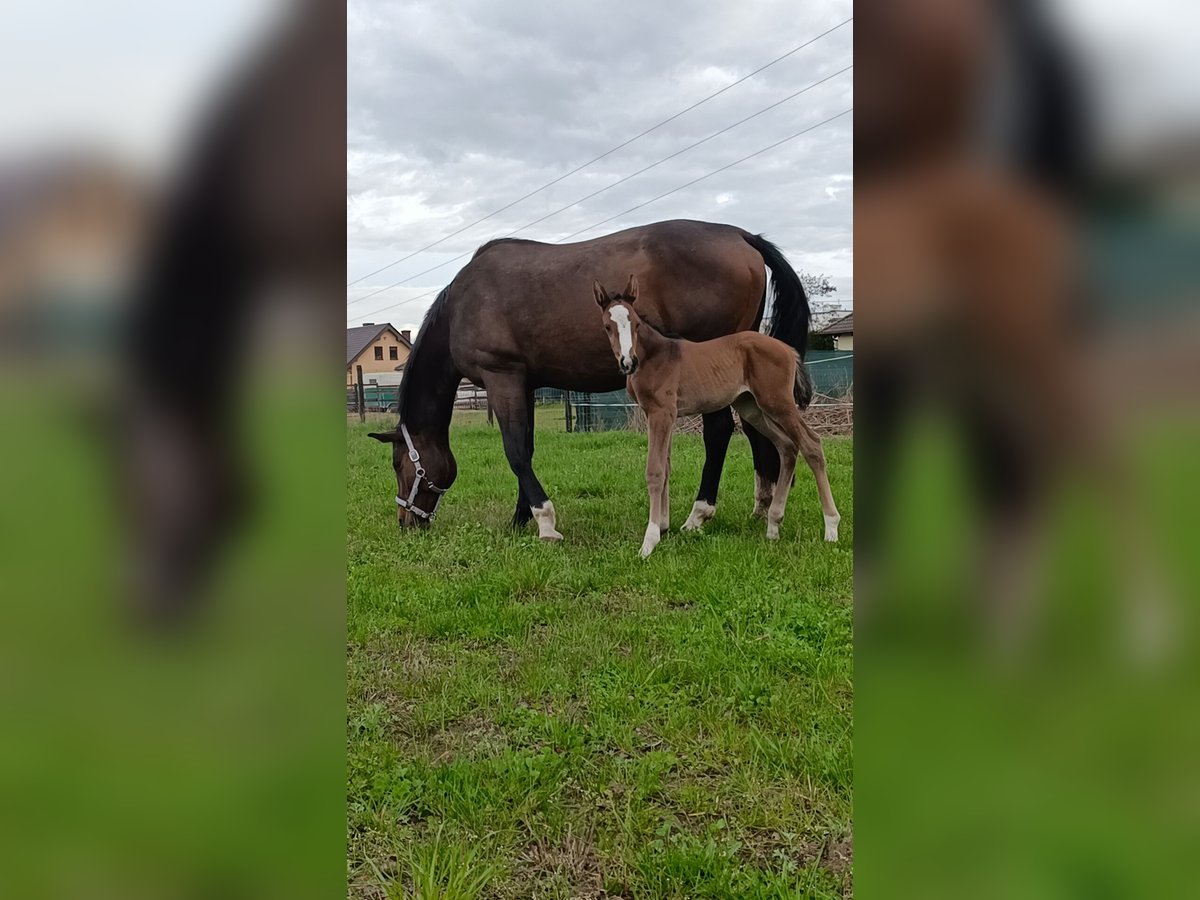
[595,276,840,558]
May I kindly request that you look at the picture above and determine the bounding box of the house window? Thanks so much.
[374,347,383,360]
[389,346,398,360]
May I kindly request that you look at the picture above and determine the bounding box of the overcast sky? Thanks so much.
[346,0,855,333]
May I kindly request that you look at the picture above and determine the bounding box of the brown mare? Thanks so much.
[595,276,840,558]
[368,220,812,540]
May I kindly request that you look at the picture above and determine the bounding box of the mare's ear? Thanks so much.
[593,280,610,308]
[624,274,639,302]
[367,431,401,443]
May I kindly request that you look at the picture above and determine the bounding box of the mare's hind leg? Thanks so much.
[683,409,734,531]
[486,375,561,541]
[510,391,536,529]
[744,421,781,519]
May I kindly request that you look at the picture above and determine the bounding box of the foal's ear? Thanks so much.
[624,274,639,302]
[367,430,401,443]
[593,280,610,308]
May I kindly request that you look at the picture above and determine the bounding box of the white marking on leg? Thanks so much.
[531,500,563,542]
[640,522,661,558]
[609,304,635,371]
[766,515,781,540]
[681,500,715,532]
[824,512,841,542]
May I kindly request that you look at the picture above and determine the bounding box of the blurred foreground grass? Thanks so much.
[0,376,346,898]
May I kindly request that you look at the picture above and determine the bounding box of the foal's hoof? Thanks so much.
[824,514,841,542]
[539,530,564,543]
[766,525,781,541]
[751,506,769,521]
[640,524,661,558]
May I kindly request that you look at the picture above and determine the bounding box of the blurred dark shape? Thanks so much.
[856,1,1199,896]
[119,0,345,624]
[855,0,1099,634]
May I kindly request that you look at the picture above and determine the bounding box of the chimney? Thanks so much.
[362,322,375,326]
[401,329,411,343]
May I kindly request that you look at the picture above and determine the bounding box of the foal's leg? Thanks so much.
[796,418,840,542]
[642,410,675,557]
[761,419,798,541]
[487,375,562,541]
[684,409,734,531]
[744,421,781,519]
[659,438,671,532]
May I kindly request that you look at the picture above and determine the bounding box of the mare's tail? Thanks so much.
[741,232,811,359]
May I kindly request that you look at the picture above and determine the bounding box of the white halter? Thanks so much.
[394,423,449,520]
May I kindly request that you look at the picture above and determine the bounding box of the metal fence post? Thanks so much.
[564,392,573,433]
[356,365,366,422]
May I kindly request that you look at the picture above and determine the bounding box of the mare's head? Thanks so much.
[366,426,457,527]
[594,274,642,375]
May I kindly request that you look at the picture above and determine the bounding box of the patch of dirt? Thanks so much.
[424,713,508,763]
[514,824,609,900]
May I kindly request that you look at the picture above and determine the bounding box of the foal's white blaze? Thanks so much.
[609,303,634,369]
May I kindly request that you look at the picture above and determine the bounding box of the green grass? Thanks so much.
[347,409,853,899]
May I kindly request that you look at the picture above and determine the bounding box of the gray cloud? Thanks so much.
[347,0,853,331]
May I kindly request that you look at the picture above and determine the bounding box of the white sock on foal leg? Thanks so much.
[531,501,563,542]
[681,500,715,532]
[640,522,661,558]
[824,512,841,542]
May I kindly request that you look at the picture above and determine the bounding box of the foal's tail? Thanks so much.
[793,351,814,411]
[741,232,811,360]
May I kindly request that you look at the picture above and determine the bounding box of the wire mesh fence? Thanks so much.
[567,352,853,435]
[348,353,852,435]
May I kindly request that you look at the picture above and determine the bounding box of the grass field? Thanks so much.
[347,408,853,899]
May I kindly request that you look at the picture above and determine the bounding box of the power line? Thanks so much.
[558,107,851,242]
[348,65,851,309]
[348,108,851,325]
[345,17,853,288]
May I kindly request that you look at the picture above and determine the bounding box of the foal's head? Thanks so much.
[594,274,642,375]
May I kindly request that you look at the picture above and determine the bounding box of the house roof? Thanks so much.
[817,312,853,335]
[346,323,411,368]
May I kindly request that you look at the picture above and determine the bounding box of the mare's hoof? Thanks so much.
[681,501,714,532]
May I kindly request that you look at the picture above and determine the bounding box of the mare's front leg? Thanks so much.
[487,375,561,541]
[641,409,675,557]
